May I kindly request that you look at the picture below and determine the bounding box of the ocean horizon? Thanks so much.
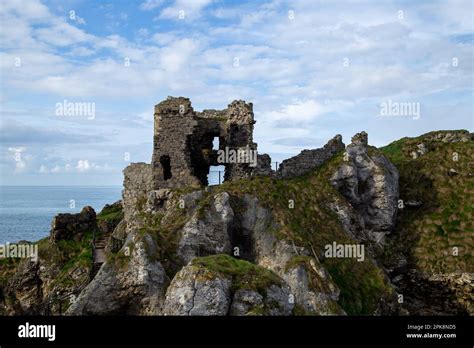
[0,186,123,244]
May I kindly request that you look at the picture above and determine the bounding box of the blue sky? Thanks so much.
[0,0,472,186]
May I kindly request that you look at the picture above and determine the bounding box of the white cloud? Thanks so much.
[158,0,213,20]
[76,159,91,172]
[69,46,95,57]
[36,19,93,47]
[0,0,51,21]
[75,15,86,25]
[38,160,115,174]
[159,38,198,72]
[140,0,163,11]
[50,165,62,173]
[265,100,326,124]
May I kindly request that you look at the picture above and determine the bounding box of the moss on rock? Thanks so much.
[191,254,282,293]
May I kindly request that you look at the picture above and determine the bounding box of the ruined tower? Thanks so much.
[151,96,259,189]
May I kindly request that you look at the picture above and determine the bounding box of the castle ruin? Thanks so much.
[151,97,262,188]
[122,97,345,223]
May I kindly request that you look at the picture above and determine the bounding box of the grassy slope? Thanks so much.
[203,152,393,315]
[96,203,124,224]
[380,130,473,274]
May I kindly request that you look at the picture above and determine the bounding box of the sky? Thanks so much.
[0,0,472,186]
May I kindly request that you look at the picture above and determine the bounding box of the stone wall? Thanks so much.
[122,162,152,226]
[151,97,257,189]
[277,135,345,178]
[255,154,273,176]
[222,100,257,182]
[151,97,201,189]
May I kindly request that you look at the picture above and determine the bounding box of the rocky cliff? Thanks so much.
[0,130,472,316]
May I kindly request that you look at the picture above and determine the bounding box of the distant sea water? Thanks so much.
[0,186,122,244]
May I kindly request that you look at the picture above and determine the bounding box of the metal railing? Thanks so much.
[39,277,89,315]
[208,162,280,185]
[40,229,106,316]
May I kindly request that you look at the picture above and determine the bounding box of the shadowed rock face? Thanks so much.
[67,232,168,315]
[331,132,399,245]
[3,261,42,315]
[165,192,345,316]
[50,206,97,242]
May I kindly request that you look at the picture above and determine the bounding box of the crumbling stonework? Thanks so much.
[151,97,258,189]
[255,154,274,176]
[277,135,345,178]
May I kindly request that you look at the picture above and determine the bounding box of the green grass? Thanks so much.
[136,203,189,279]
[192,254,282,293]
[97,203,123,223]
[46,231,94,288]
[380,130,473,274]
[324,258,391,315]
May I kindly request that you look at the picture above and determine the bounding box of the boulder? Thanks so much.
[163,255,293,316]
[163,264,232,315]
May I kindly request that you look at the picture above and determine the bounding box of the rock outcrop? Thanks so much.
[163,263,232,315]
[50,206,97,242]
[67,231,168,315]
[163,255,293,316]
[239,195,345,315]
[177,192,233,264]
[2,260,42,315]
[255,154,274,176]
[330,132,399,245]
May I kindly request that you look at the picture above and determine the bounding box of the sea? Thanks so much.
[0,186,123,244]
